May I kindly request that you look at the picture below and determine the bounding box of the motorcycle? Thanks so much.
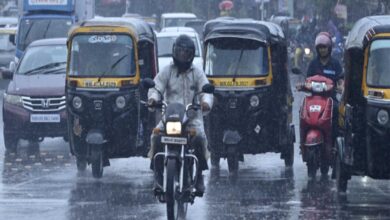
[294,42,314,75]
[141,78,214,220]
[298,74,334,178]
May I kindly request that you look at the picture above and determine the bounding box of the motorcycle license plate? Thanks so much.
[161,136,187,145]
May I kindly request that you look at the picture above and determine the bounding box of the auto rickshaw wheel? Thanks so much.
[4,132,18,152]
[91,149,103,178]
[336,153,348,193]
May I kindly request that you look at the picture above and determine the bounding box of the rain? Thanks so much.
[0,0,390,219]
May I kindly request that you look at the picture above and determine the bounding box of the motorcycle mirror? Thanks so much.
[141,78,155,89]
[291,67,302,75]
[202,83,215,94]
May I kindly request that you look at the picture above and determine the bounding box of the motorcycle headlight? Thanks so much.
[377,109,389,125]
[166,121,182,135]
[115,96,126,109]
[304,48,311,55]
[4,93,22,106]
[250,95,259,107]
[72,96,82,109]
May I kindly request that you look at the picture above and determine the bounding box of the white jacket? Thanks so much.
[148,63,213,132]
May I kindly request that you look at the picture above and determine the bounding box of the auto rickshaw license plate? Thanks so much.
[161,136,187,145]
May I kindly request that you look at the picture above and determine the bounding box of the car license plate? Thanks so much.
[161,136,187,145]
[30,114,60,123]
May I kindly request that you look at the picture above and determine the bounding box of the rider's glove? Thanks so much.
[147,98,157,112]
[296,82,305,91]
[201,102,211,112]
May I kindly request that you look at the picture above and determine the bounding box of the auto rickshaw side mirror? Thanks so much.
[291,67,302,75]
[141,78,155,89]
[202,83,215,94]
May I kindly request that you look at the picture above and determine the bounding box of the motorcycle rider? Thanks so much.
[293,17,315,69]
[148,34,213,196]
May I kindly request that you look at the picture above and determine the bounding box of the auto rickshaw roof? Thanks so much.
[203,18,285,43]
[72,17,155,42]
[346,15,390,50]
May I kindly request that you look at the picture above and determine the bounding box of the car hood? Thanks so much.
[7,73,66,96]
[158,57,203,72]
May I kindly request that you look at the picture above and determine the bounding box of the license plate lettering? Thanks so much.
[161,136,187,145]
[30,114,60,123]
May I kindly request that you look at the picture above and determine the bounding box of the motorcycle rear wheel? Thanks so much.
[307,148,318,179]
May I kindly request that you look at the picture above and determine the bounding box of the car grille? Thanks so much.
[22,96,66,112]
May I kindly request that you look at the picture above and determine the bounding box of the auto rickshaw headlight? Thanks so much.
[115,96,126,109]
[250,95,260,107]
[72,96,82,109]
[377,109,389,125]
[166,121,182,135]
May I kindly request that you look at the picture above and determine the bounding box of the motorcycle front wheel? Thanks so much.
[166,158,187,220]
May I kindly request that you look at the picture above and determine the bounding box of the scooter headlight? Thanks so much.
[115,96,126,109]
[72,96,82,109]
[166,122,182,135]
[250,95,259,107]
[311,82,327,93]
[304,48,311,55]
[377,109,389,125]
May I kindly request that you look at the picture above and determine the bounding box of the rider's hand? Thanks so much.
[201,102,211,112]
[296,82,305,91]
[148,98,157,107]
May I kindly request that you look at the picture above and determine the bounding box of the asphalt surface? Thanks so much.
[0,75,390,220]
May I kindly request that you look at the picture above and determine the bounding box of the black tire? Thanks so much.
[76,158,87,172]
[91,150,103,179]
[336,153,348,193]
[320,164,329,176]
[4,132,18,152]
[227,152,239,179]
[284,144,294,167]
[307,148,317,179]
[166,158,180,220]
[210,153,220,168]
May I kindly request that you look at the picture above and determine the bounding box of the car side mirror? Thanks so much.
[291,67,302,75]
[1,67,14,79]
[141,78,155,89]
[202,83,215,94]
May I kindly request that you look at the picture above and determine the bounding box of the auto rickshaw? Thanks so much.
[203,18,295,175]
[66,17,158,178]
[335,15,390,192]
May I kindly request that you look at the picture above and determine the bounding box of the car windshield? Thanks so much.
[17,44,67,75]
[17,18,72,51]
[366,39,390,87]
[157,35,200,57]
[69,34,135,77]
[0,33,15,51]
[205,38,269,76]
[164,18,196,28]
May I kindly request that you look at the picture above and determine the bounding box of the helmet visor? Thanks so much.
[173,45,194,62]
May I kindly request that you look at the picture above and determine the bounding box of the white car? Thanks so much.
[156,27,203,71]
[160,13,197,30]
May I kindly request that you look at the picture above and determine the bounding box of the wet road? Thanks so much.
[1,75,390,220]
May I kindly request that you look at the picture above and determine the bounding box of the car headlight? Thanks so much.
[4,93,22,106]
[72,96,82,109]
[166,121,182,135]
[115,96,126,109]
[377,109,389,125]
[250,95,259,107]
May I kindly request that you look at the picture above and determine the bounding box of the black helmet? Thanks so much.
[172,34,195,72]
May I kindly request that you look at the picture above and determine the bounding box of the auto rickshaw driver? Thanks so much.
[148,34,213,196]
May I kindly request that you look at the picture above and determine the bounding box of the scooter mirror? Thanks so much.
[141,78,155,89]
[202,83,215,94]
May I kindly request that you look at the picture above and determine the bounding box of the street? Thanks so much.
[0,74,390,220]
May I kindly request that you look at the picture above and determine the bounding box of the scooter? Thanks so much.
[298,74,334,178]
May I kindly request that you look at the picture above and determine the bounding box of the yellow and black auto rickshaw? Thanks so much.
[66,17,158,178]
[203,18,295,176]
[335,15,390,192]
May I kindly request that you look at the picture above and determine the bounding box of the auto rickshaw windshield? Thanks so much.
[205,38,269,76]
[69,34,136,77]
[366,39,390,87]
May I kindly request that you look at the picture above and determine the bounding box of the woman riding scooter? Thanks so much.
[297,32,344,178]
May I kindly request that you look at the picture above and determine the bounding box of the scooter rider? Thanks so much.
[148,34,213,196]
[301,32,344,146]
[293,18,315,69]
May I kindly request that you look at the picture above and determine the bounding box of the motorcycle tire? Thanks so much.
[307,148,318,179]
[166,158,187,220]
[227,152,239,179]
[76,157,87,172]
[336,153,348,193]
[91,149,103,178]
